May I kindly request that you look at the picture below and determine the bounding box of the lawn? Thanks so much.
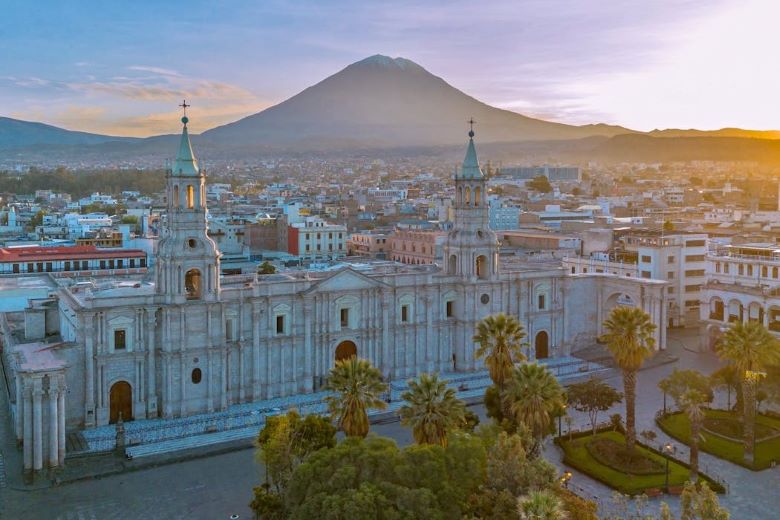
[557,430,694,496]
[657,409,780,471]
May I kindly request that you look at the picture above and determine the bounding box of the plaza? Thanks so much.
[2,328,778,519]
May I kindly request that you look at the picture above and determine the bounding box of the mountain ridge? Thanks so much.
[2,55,780,154]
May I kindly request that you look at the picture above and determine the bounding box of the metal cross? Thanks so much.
[179,99,190,116]
[468,118,476,132]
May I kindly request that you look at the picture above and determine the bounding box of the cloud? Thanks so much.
[127,65,182,77]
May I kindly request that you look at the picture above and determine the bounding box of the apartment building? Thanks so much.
[620,232,707,326]
[287,217,347,261]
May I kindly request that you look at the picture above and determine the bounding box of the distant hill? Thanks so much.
[202,55,635,148]
[0,117,137,150]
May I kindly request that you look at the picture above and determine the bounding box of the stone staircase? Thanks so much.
[125,426,259,460]
[93,358,611,461]
[66,431,89,453]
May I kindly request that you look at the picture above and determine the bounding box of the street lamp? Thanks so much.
[560,471,572,489]
[663,443,673,492]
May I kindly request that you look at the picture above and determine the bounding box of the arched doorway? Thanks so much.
[535,331,549,359]
[109,381,133,424]
[335,340,357,362]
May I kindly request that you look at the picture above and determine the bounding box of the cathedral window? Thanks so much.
[476,255,488,279]
[276,315,285,335]
[225,319,234,341]
[401,304,410,323]
[474,187,481,206]
[340,308,349,328]
[449,254,457,275]
[188,239,197,249]
[114,330,126,350]
[185,269,202,300]
[538,294,546,310]
[464,187,471,206]
[187,185,194,209]
[174,185,179,207]
[191,368,202,384]
[446,300,454,318]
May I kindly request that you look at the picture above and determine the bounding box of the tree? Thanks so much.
[484,432,556,496]
[710,365,741,411]
[325,357,388,438]
[399,373,466,447]
[518,489,568,520]
[503,363,566,455]
[258,261,276,275]
[716,321,780,462]
[255,409,336,493]
[567,378,623,435]
[284,435,487,519]
[659,369,714,405]
[602,306,656,451]
[474,313,527,392]
[29,210,45,230]
[658,369,713,480]
[527,175,553,193]
[680,481,730,520]
[680,389,709,481]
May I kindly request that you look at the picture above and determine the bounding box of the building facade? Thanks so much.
[2,118,668,477]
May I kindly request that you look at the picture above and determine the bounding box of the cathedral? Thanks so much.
[3,115,668,476]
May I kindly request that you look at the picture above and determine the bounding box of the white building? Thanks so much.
[701,243,780,350]
[287,217,347,261]
[1,117,667,479]
[621,232,707,326]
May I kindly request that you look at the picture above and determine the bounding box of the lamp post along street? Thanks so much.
[663,443,673,492]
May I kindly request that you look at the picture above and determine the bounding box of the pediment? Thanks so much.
[306,268,386,294]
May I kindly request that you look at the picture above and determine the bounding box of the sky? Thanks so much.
[1,0,778,136]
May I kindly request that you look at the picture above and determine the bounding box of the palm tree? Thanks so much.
[503,363,565,455]
[602,306,656,451]
[325,357,388,438]
[517,490,568,520]
[474,313,528,391]
[679,388,708,481]
[398,373,467,447]
[716,321,780,462]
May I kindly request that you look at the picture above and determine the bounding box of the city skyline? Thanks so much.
[2,0,779,136]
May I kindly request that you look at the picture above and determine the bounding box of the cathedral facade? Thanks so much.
[4,116,667,475]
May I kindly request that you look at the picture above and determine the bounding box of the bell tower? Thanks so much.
[156,102,220,303]
[444,121,499,279]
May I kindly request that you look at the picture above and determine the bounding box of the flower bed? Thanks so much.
[657,409,780,471]
[556,427,725,495]
[585,437,665,475]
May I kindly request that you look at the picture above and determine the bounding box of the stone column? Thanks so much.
[252,303,261,399]
[238,298,246,402]
[84,313,96,427]
[15,374,22,443]
[424,295,433,372]
[23,387,32,473]
[57,383,66,466]
[381,294,391,377]
[146,308,157,417]
[33,385,43,471]
[48,385,58,468]
[303,299,313,392]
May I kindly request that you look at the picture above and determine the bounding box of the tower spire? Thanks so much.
[172,102,199,176]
